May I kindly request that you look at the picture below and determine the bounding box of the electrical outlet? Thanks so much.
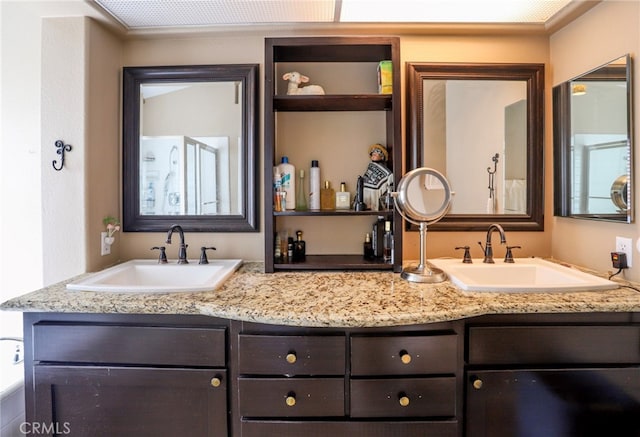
[101,232,111,256]
[616,236,632,268]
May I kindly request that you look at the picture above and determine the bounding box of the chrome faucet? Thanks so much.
[166,224,188,264]
[478,223,507,264]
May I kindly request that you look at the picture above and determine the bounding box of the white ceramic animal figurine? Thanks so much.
[282,71,325,95]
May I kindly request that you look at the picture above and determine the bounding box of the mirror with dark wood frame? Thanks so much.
[553,54,633,223]
[122,64,259,232]
[406,62,544,231]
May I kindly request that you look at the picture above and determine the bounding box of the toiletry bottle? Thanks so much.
[372,216,385,258]
[273,171,283,212]
[296,169,307,211]
[287,237,294,262]
[320,180,335,210]
[309,160,321,210]
[383,220,393,263]
[293,230,306,262]
[335,182,351,210]
[278,156,296,210]
[274,232,282,261]
[363,233,374,260]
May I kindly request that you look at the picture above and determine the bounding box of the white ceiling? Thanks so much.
[90,0,596,33]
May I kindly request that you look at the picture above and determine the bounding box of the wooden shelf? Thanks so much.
[274,255,394,271]
[264,36,402,274]
[274,209,393,217]
[273,95,392,112]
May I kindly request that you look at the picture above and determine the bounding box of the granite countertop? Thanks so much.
[3,260,640,328]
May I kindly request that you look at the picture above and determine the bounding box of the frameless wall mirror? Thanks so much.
[406,63,544,231]
[123,64,259,232]
[553,54,634,223]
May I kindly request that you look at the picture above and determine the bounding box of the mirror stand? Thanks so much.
[401,222,447,283]
[393,167,452,283]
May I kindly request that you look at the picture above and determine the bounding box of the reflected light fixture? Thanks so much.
[572,83,587,95]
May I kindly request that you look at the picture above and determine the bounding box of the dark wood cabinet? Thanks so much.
[236,323,461,436]
[23,311,640,436]
[465,314,640,437]
[34,366,227,437]
[24,313,229,437]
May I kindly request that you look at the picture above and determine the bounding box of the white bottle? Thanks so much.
[277,156,296,210]
[309,160,321,210]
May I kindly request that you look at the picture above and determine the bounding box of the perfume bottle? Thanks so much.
[320,180,335,210]
[363,233,374,260]
[296,169,307,211]
[383,220,393,264]
[293,230,306,262]
[335,182,351,210]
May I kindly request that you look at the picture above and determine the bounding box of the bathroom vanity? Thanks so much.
[5,262,640,437]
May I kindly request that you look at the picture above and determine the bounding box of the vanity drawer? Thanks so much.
[238,377,345,417]
[239,334,345,375]
[241,420,458,437]
[468,325,640,365]
[33,323,226,367]
[351,334,458,375]
[351,377,456,418]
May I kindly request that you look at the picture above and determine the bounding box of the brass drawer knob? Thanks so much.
[399,395,410,407]
[210,377,222,388]
[472,378,483,390]
[285,352,297,364]
[285,394,296,407]
[400,350,412,364]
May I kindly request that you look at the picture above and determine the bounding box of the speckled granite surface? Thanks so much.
[3,261,640,327]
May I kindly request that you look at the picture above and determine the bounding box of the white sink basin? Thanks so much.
[428,257,618,292]
[66,259,243,293]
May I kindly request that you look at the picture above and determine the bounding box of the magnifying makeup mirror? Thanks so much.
[393,167,453,282]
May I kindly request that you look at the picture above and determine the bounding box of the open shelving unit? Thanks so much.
[264,37,402,272]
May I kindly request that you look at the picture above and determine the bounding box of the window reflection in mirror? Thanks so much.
[553,54,633,223]
[123,64,259,232]
[406,63,544,231]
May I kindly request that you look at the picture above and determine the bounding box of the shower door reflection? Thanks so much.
[140,136,230,215]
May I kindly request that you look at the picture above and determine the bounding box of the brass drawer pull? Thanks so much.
[285,352,297,364]
[285,393,296,407]
[210,377,222,388]
[472,377,483,390]
[398,394,410,407]
[400,350,412,364]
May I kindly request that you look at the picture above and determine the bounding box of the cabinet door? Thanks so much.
[466,368,640,437]
[33,365,227,437]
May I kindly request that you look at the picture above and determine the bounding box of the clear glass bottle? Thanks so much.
[296,169,307,211]
[383,220,393,264]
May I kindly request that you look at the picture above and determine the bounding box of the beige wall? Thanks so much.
[4,2,639,292]
[550,0,640,281]
[117,31,552,263]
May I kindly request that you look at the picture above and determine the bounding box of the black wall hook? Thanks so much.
[52,140,72,171]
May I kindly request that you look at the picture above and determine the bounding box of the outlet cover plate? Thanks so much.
[616,236,632,268]
[101,232,111,256]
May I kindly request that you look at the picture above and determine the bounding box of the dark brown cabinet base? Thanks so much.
[22,312,640,437]
[24,313,230,437]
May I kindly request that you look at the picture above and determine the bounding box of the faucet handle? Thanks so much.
[151,246,168,264]
[455,246,473,263]
[199,246,217,264]
[504,246,521,263]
